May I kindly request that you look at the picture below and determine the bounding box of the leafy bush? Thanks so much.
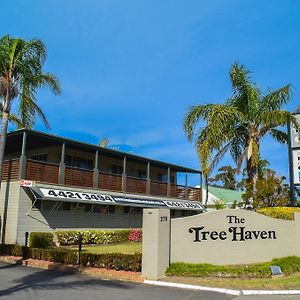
[257,207,300,220]
[0,244,141,272]
[29,232,54,248]
[272,256,300,275]
[29,247,78,264]
[128,229,142,242]
[80,252,142,271]
[166,256,300,278]
[0,244,25,257]
[55,229,133,246]
[212,199,226,210]
[243,172,289,208]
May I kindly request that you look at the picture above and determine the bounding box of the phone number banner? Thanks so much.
[35,187,203,211]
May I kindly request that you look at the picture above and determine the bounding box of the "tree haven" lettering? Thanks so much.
[188,215,277,242]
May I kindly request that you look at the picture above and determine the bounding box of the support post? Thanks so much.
[59,143,65,185]
[287,122,296,206]
[167,166,171,197]
[93,150,99,189]
[200,172,203,203]
[19,131,27,179]
[184,171,188,199]
[142,208,170,280]
[146,162,151,195]
[122,156,127,192]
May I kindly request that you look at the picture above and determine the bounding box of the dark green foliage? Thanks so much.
[80,252,142,272]
[166,256,300,278]
[272,256,300,275]
[0,244,141,272]
[56,229,134,246]
[29,232,54,248]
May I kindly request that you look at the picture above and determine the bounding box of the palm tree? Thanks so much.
[184,62,298,196]
[0,35,61,186]
[212,165,238,190]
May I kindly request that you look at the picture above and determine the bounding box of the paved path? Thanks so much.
[0,262,300,300]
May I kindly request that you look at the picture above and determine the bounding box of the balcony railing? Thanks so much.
[99,171,122,192]
[26,159,59,184]
[2,159,20,181]
[2,159,201,201]
[65,166,93,188]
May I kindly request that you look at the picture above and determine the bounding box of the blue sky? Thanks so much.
[1,0,300,185]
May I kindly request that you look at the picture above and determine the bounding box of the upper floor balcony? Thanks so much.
[2,129,202,202]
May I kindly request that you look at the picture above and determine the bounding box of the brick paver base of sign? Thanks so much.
[0,256,144,283]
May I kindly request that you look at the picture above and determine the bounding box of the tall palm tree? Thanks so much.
[0,35,61,185]
[212,165,238,190]
[184,62,298,196]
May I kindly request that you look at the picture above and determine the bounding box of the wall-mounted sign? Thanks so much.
[29,187,204,211]
[290,114,300,148]
[170,209,300,265]
[188,214,277,242]
[20,180,33,187]
[292,150,300,185]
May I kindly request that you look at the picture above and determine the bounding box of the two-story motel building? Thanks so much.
[0,129,203,244]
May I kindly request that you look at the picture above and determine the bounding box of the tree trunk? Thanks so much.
[0,110,9,244]
[205,175,209,206]
[0,111,9,190]
[246,158,253,182]
[252,166,259,197]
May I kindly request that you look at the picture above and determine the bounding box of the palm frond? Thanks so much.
[269,128,288,144]
[260,85,292,112]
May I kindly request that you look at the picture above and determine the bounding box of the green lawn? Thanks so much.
[65,242,142,255]
[163,274,300,290]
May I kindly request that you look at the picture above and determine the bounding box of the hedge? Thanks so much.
[29,232,54,248]
[55,229,138,246]
[256,207,300,220]
[166,256,300,278]
[0,244,141,272]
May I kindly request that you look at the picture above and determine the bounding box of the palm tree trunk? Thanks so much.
[246,158,253,182]
[0,110,9,244]
[0,110,9,189]
[205,175,209,206]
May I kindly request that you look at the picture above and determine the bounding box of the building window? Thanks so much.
[63,202,71,211]
[65,155,93,170]
[30,153,47,162]
[124,206,131,214]
[157,173,175,183]
[85,204,92,212]
[109,165,123,175]
[130,207,142,215]
[138,169,146,179]
[124,206,142,215]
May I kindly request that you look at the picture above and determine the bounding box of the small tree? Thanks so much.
[243,171,289,208]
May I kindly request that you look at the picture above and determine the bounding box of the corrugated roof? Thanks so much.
[208,186,243,204]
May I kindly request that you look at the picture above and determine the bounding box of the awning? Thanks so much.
[27,186,204,211]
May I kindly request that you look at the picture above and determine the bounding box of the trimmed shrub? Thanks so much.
[128,229,142,242]
[272,256,300,275]
[0,244,142,272]
[166,256,300,278]
[257,207,300,220]
[81,252,142,272]
[56,229,132,246]
[29,232,54,248]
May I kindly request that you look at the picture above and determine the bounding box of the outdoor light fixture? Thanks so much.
[270,265,282,276]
